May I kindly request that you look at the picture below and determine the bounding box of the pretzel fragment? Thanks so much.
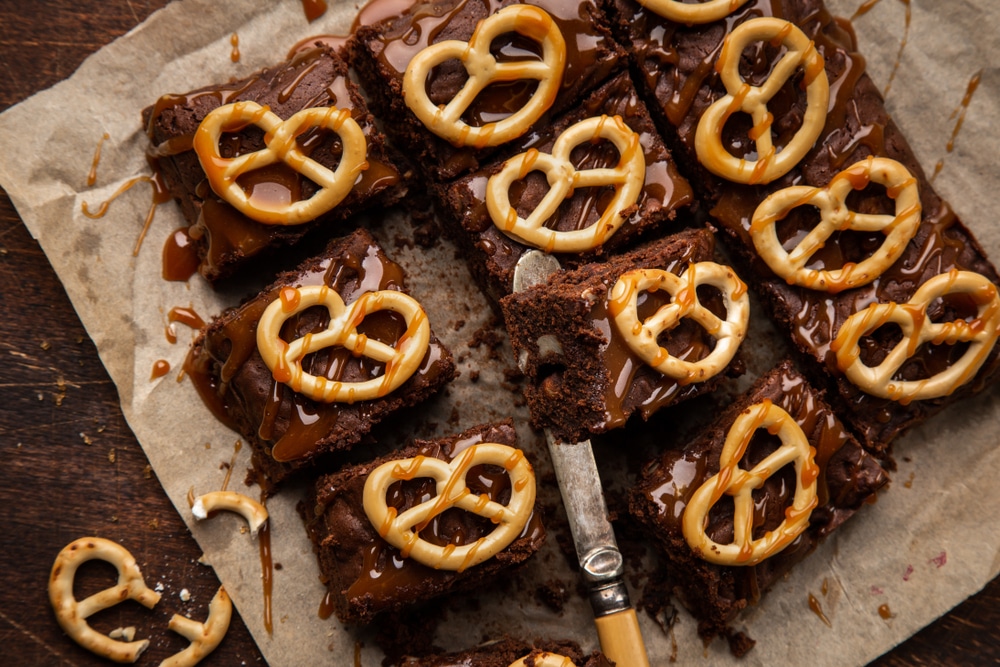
[509,653,576,667]
[635,0,749,23]
[193,101,368,225]
[695,17,829,184]
[403,4,566,147]
[486,115,646,253]
[608,262,749,384]
[49,537,161,663]
[682,400,819,566]
[751,156,921,291]
[160,587,233,667]
[363,443,536,571]
[191,491,269,537]
[832,270,1000,402]
[256,285,431,405]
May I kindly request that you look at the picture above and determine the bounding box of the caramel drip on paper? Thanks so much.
[81,171,171,256]
[87,132,110,187]
[150,359,171,380]
[850,0,910,98]
[808,592,833,627]
[220,440,243,492]
[301,0,327,22]
[931,70,983,182]
[230,33,240,63]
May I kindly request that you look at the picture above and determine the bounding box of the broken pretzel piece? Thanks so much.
[191,490,269,537]
[160,587,233,667]
[49,537,161,663]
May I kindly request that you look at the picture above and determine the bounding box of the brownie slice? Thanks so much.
[348,0,628,181]
[398,638,612,666]
[436,71,695,309]
[605,0,1000,452]
[144,46,408,282]
[629,360,889,646]
[500,227,744,442]
[302,421,546,625]
[185,228,457,490]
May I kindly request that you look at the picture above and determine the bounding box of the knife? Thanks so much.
[512,249,650,667]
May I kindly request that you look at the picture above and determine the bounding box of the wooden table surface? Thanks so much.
[1,1,998,665]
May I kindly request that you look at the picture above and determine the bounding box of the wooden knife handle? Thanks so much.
[595,607,651,667]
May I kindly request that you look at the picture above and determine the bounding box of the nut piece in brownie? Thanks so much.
[185,228,456,490]
[302,421,546,625]
[398,638,612,666]
[144,46,407,282]
[500,227,748,442]
[605,0,1000,452]
[348,0,627,181]
[436,71,695,308]
[629,360,889,647]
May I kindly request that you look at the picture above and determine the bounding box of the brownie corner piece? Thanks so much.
[301,421,546,625]
[185,227,457,490]
[144,46,408,282]
[629,359,889,643]
[501,227,746,442]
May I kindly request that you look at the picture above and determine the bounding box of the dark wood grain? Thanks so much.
[0,1,997,666]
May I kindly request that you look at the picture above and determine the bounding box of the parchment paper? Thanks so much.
[1,0,998,664]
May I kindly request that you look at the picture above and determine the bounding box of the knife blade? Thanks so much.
[512,249,650,667]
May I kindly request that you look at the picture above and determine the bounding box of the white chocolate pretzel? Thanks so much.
[363,443,536,571]
[160,587,232,667]
[256,284,431,404]
[751,156,921,292]
[635,0,749,24]
[608,262,749,384]
[402,4,566,148]
[193,101,368,225]
[509,653,576,667]
[191,491,269,537]
[48,537,161,663]
[695,17,829,184]
[682,400,819,566]
[486,115,646,253]
[832,270,1000,402]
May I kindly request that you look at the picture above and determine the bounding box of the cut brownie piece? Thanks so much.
[302,421,546,625]
[436,71,695,309]
[349,0,627,181]
[629,360,889,646]
[398,638,612,666]
[144,46,407,282]
[500,227,746,443]
[185,228,456,490]
[605,0,1000,452]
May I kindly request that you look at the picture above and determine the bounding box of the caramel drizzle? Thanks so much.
[230,33,240,63]
[81,171,171,256]
[87,132,110,187]
[931,69,983,183]
[850,0,910,98]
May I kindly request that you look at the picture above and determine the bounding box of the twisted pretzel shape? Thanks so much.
[363,443,536,571]
[256,284,431,404]
[402,4,566,148]
[751,156,921,292]
[682,400,819,566]
[608,262,749,384]
[636,0,749,23]
[193,101,368,225]
[486,115,646,253]
[832,270,1000,402]
[695,17,829,185]
[49,538,161,663]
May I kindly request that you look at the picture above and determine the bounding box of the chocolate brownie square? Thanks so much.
[398,638,613,666]
[185,228,457,490]
[302,421,546,625]
[436,71,695,309]
[605,0,1000,452]
[349,0,628,181]
[144,46,407,282]
[500,227,747,442]
[629,360,888,645]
